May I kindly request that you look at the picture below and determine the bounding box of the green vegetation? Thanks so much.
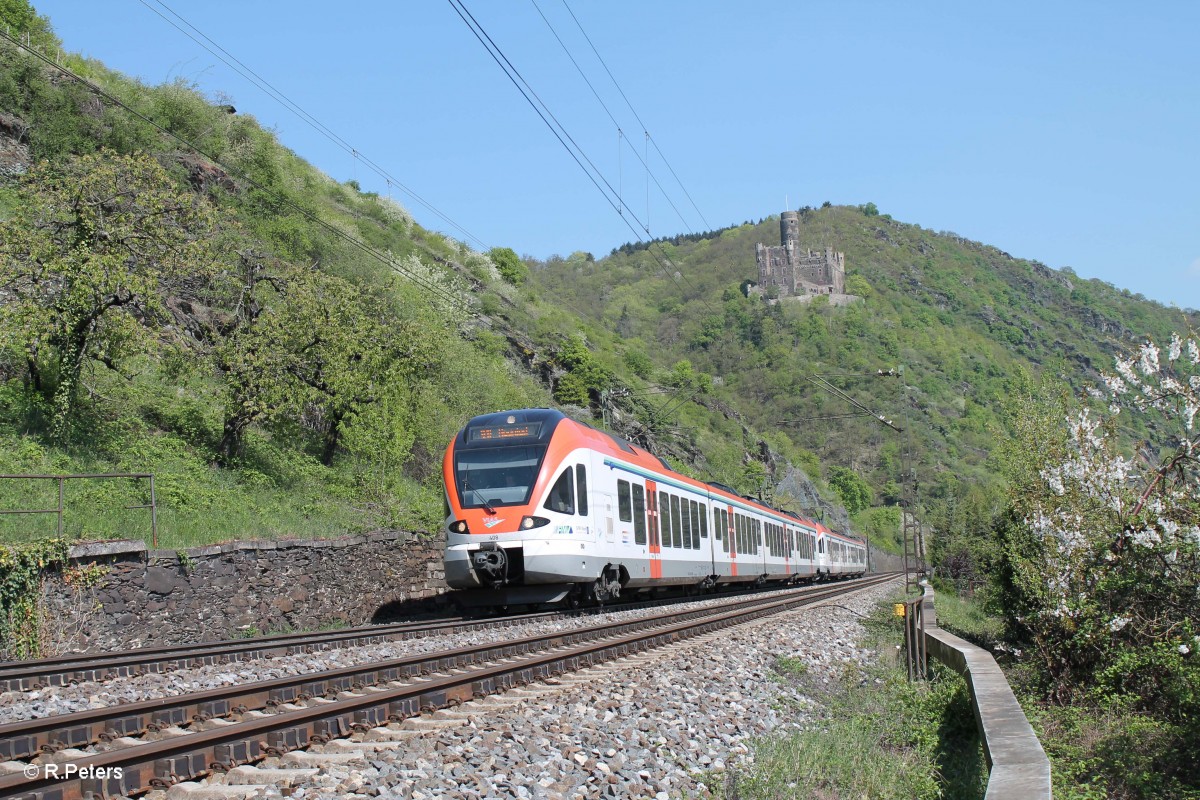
[930,334,1200,798]
[724,595,986,799]
[928,582,1004,651]
[828,465,872,515]
[0,8,548,550]
[488,246,527,286]
[0,538,69,658]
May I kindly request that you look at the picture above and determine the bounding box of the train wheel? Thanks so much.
[566,588,583,610]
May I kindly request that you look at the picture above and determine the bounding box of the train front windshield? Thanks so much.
[454,445,547,508]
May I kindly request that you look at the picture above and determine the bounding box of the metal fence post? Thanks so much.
[149,474,158,548]
[57,476,64,538]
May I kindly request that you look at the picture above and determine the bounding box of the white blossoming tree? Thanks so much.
[998,333,1199,717]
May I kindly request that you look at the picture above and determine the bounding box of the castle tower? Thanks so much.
[780,211,800,249]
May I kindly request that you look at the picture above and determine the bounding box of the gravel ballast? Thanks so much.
[257,580,899,799]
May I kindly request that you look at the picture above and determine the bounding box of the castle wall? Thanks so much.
[754,212,846,297]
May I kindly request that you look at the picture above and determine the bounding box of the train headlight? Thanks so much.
[520,515,550,530]
[449,520,470,534]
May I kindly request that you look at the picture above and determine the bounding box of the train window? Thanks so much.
[544,468,575,514]
[734,514,743,554]
[712,508,722,541]
[454,445,545,508]
[662,494,672,551]
[698,503,708,540]
[686,494,696,551]
[576,465,588,516]
[670,495,683,549]
[617,480,632,523]
[819,537,826,555]
[689,500,700,548]
[632,485,646,545]
[720,509,729,554]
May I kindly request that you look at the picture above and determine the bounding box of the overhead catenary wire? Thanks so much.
[529,0,695,236]
[558,0,713,232]
[0,28,476,318]
[447,0,714,320]
[138,0,490,253]
[448,0,642,231]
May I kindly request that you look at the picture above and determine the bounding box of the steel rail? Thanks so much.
[0,615,499,692]
[0,576,893,800]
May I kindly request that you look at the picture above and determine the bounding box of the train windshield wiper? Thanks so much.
[460,473,496,514]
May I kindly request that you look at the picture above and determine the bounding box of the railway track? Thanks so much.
[0,575,892,800]
[0,613,516,693]
[0,580,827,693]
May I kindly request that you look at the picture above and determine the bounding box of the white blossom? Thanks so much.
[1109,616,1130,632]
[1131,528,1161,548]
[1138,341,1160,376]
[1169,333,1183,362]
[1180,644,1191,655]
[1190,338,1200,365]
[1116,357,1139,385]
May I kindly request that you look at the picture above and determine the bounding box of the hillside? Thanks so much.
[1,1,1193,558]
[530,206,1196,522]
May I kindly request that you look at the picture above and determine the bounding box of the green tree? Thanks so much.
[844,273,872,297]
[552,334,613,406]
[0,151,227,438]
[861,202,880,217]
[211,256,437,467]
[488,246,528,286]
[828,466,873,515]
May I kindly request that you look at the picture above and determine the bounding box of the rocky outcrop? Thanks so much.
[0,112,32,180]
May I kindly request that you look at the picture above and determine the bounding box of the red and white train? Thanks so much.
[443,408,867,606]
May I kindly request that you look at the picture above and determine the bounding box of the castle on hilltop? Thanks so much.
[754,210,845,298]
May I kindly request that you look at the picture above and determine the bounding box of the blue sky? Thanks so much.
[28,1,1200,311]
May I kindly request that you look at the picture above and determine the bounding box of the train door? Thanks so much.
[724,506,734,575]
[646,481,662,579]
[784,526,793,578]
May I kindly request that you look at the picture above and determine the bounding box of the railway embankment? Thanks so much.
[39,533,449,653]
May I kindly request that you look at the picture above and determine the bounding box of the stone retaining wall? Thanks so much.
[40,532,450,653]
